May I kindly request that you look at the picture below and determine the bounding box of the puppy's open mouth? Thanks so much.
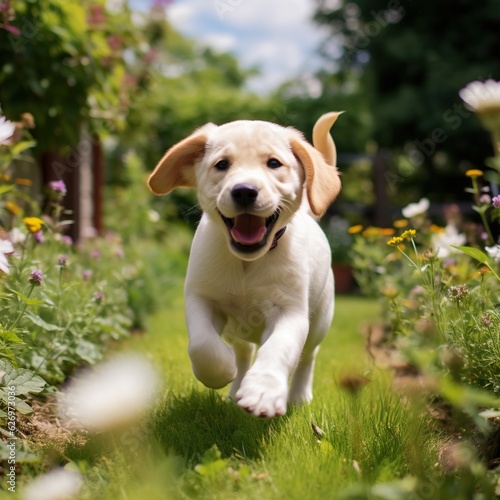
[219,209,280,253]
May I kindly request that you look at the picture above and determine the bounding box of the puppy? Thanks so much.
[148,112,342,417]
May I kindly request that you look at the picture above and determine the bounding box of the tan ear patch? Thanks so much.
[148,128,212,195]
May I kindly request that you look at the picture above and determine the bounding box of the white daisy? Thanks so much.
[485,244,500,263]
[0,115,15,145]
[431,225,467,259]
[0,239,14,274]
[459,79,500,114]
[58,353,159,432]
[22,468,83,500]
[402,198,430,218]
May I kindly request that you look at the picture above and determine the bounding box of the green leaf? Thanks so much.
[10,140,36,157]
[25,312,64,332]
[8,289,45,307]
[0,329,24,344]
[452,245,490,264]
[75,339,102,364]
[0,359,46,396]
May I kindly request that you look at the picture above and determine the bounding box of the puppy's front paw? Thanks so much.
[235,371,288,418]
[189,339,236,389]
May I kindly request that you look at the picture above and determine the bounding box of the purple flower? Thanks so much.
[28,269,43,286]
[50,180,67,194]
[493,195,500,209]
[93,292,104,303]
[82,270,93,281]
[33,230,45,244]
[58,255,68,267]
[61,235,73,246]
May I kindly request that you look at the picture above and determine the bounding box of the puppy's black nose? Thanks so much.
[231,184,259,207]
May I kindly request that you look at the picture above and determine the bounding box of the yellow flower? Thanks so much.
[429,224,444,233]
[393,219,408,228]
[465,169,483,178]
[23,216,44,233]
[387,236,404,246]
[379,228,396,236]
[362,226,381,238]
[15,178,33,186]
[348,224,363,235]
[6,201,22,215]
[401,229,417,240]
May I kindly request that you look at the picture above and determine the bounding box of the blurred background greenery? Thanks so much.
[1,0,499,232]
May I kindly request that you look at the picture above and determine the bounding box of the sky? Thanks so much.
[130,0,338,95]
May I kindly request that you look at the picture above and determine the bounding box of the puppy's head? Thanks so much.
[148,114,342,261]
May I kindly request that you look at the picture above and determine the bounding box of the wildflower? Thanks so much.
[33,230,44,244]
[93,292,104,303]
[49,179,67,195]
[382,284,398,299]
[401,229,417,240]
[387,236,404,247]
[0,115,15,145]
[421,248,437,261]
[9,227,26,245]
[361,226,381,238]
[22,467,83,500]
[479,194,491,204]
[459,79,500,114]
[57,255,68,267]
[0,239,14,274]
[493,195,500,208]
[23,216,44,233]
[91,249,101,259]
[5,201,22,215]
[429,224,444,233]
[481,313,493,328]
[58,353,159,432]
[82,269,93,281]
[485,245,500,262]
[15,178,32,186]
[402,198,429,218]
[28,269,43,286]
[60,235,73,246]
[393,219,409,228]
[448,284,469,303]
[431,225,466,259]
[348,224,363,235]
[465,169,484,178]
[379,228,395,236]
[21,112,35,129]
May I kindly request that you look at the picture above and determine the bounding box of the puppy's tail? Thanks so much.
[312,111,344,166]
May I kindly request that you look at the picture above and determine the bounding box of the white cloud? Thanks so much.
[166,0,328,94]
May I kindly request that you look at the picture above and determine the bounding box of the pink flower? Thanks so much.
[28,269,43,286]
[493,195,500,209]
[50,179,67,194]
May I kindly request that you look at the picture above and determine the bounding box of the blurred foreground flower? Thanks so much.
[23,217,44,233]
[402,198,429,218]
[431,225,466,259]
[22,467,83,500]
[485,244,500,262]
[58,353,159,432]
[0,238,14,274]
[460,79,500,138]
[0,115,15,145]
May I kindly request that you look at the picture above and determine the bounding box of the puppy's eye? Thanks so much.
[267,158,282,169]
[214,159,230,171]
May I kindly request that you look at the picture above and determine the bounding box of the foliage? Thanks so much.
[313,0,500,202]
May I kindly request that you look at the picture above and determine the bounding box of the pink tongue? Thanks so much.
[231,214,266,245]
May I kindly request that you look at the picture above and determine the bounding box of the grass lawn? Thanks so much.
[77,280,441,500]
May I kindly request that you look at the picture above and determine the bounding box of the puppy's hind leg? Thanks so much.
[228,340,255,400]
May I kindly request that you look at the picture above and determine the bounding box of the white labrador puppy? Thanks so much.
[148,112,342,417]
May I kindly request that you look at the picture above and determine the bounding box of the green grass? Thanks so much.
[78,286,440,500]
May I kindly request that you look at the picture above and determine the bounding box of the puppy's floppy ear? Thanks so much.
[148,123,216,195]
[289,112,343,217]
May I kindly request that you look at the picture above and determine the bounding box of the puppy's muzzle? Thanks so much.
[231,183,259,208]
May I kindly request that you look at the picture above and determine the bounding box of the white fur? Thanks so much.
[149,116,342,417]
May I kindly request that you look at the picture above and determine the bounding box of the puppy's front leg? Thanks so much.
[235,312,309,417]
[185,295,236,389]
